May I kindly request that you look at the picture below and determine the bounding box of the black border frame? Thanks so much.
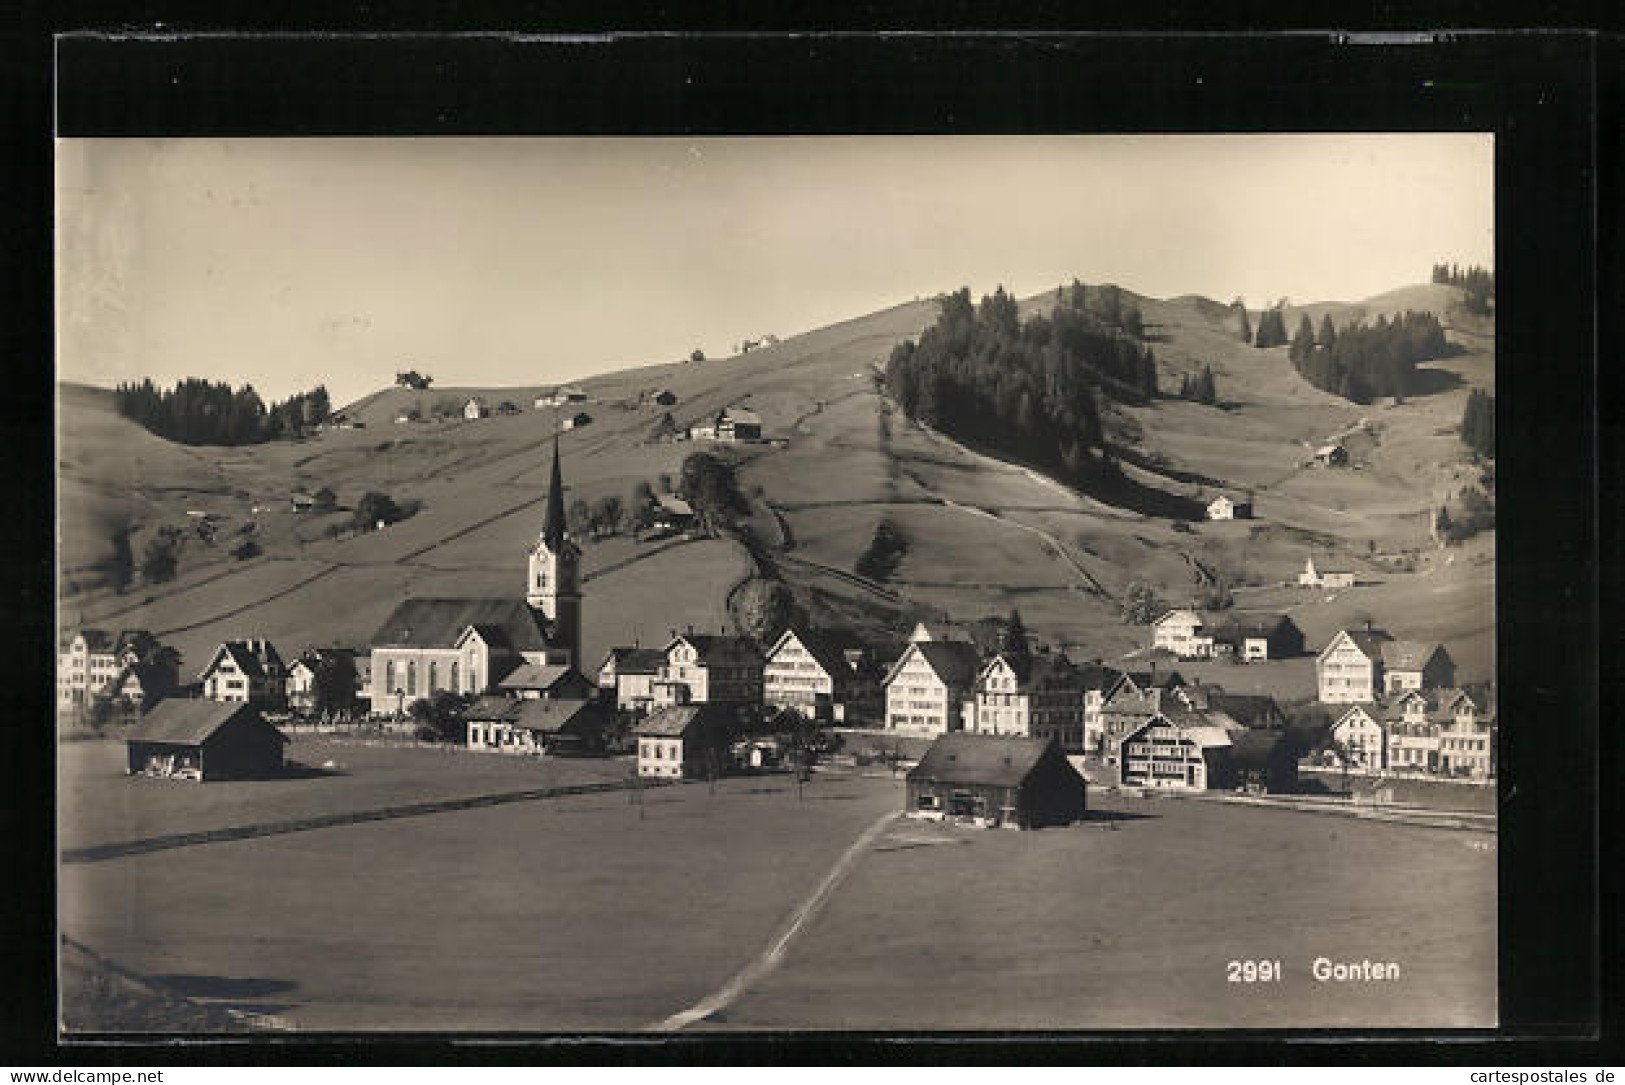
[6,27,1610,1065]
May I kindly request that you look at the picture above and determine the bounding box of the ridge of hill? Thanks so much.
[56,282,1494,691]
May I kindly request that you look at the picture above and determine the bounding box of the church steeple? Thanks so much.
[527,438,582,660]
[543,436,566,550]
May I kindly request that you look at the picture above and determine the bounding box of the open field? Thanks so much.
[60,742,1495,1032]
[722,791,1496,1030]
[58,737,631,852]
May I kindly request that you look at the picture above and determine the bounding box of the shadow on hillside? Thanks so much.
[1409,367,1467,397]
[277,761,351,781]
[1082,808,1159,824]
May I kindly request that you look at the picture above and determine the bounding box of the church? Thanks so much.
[367,441,583,714]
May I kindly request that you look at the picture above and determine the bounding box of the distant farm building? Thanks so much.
[290,489,317,512]
[651,494,696,534]
[1314,442,1349,467]
[1206,494,1253,521]
[1298,556,1356,589]
[125,701,288,782]
[1380,640,1455,696]
[536,387,588,408]
[463,397,490,420]
[1207,613,1305,661]
[906,733,1086,829]
[562,411,592,431]
[717,406,762,442]
[1152,609,1212,659]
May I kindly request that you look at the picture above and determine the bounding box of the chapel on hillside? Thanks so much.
[367,440,583,711]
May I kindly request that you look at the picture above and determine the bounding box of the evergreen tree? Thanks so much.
[1002,607,1031,663]
[1289,313,1316,363]
[1317,313,1338,349]
[1232,300,1253,345]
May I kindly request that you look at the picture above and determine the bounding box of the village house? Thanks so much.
[1119,710,1240,790]
[466,697,608,757]
[105,660,179,721]
[651,633,764,707]
[1298,555,1356,590]
[965,652,1087,752]
[1077,661,1124,754]
[1316,627,1394,704]
[597,647,667,715]
[687,418,718,441]
[285,647,359,718]
[369,441,582,714]
[635,703,735,779]
[198,639,288,710]
[882,639,982,735]
[762,628,879,723]
[1384,690,1443,774]
[1328,703,1387,771]
[1435,687,1495,779]
[1206,493,1254,521]
[1097,668,1188,762]
[58,628,174,710]
[906,733,1086,830]
[1206,613,1305,661]
[562,411,593,431]
[463,397,490,420]
[125,700,288,782]
[1152,609,1213,659]
[650,494,696,535]
[1379,640,1455,695]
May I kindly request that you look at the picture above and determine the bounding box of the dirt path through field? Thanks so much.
[653,808,901,1031]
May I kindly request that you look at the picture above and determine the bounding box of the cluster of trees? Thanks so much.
[350,491,420,533]
[677,451,750,536]
[1288,310,1449,403]
[1459,389,1495,458]
[395,370,434,390]
[1252,304,1291,348]
[1120,580,1162,625]
[1436,486,1495,545]
[1231,299,1253,344]
[854,519,909,582]
[1178,365,1218,405]
[1058,280,1146,339]
[1431,263,1495,315]
[114,379,332,446]
[884,286,1157,496]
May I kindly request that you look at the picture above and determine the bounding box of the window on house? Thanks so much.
[385,661,396,693]
[407,661,417,696]
[451,662,460,690]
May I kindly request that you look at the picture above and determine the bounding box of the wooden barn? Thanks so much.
[125,700,288,782]
[906,733,1086,830]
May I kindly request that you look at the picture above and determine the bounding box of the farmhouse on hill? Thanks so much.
[1379,640,1455,695]
[125,700,288,782]
[654,389,678,406]
[368,441,583,710]
[1299,555,1356,589]
[536,387,587,408]
[1314,442,1349,467]
[463,397,489,420]
[1206,613,1305,661]
[562,411,592,431]
[1152,609,1212,659]
[906,733,1086,830]
[1205,493,1253,520]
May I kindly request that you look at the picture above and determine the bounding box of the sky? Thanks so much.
[56,134,1493,409]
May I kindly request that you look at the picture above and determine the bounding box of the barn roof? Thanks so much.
[498,663,585,692]
[1322,627,1394,662]
[635,703,731,737]
[370,598,557,653]
[1205,692,1284,728]
[600,647,667,675]
[513,698,603,734]
[908,733,1065,789]
[668,634,762,667]
[722,406,761,425]
[462,695,522,721]
[1228,729,1291,768]
[126,700,284,747]
[1380,640,1442,670]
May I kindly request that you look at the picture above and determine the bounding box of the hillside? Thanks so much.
[56,281,1495,688]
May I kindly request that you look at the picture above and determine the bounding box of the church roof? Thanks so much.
[370,598,557,653]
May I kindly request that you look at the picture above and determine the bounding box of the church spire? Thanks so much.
[543,436,566,549]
